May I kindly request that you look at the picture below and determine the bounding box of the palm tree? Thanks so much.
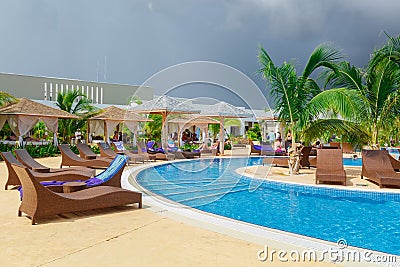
[258,43,344,147]
[56,90,97,142]
[322,39,400,147]
[0,91,17,107]
[144,114,162,141]
[369,34,400,69]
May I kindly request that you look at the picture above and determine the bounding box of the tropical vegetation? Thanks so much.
[259,34,400,149]
[143,114,162,141]
[56,90,97,142]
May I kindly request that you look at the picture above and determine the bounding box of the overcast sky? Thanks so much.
[0,0,399,109]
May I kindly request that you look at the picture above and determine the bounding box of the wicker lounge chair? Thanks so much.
[1,152,94,190]
[110,142,145,164]
[315,149,346,185]
[262,156,289,167]
[98,142,117,158]
[329,142,341,148]
[388,154,400,171]
[154,152,175,161]
[249,140,262,155]
[15,149,95,176]
[58,144,112,169]
[77,143,114,163]
[341,142,354,154]
[26,154,129,191]
[11,161,141,225]
[361,150,400,188]
[299,146,313,168]
[136,141,158,162]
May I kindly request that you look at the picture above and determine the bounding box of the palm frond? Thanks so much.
[302,118,370,145]
[369,34,400,70]
[306,88,367,122]
[302,43,343,78]
[322,61,364,91]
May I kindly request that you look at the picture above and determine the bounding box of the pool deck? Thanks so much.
[0,149,396,266]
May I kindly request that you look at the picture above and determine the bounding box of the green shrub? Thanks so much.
[246,124,261,141]
[89,144,100,154]
[180,143,200,152]
[69,145,79,154]
[224,142,232,150]
[23,144,60,158]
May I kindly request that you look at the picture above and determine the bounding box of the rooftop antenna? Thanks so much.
[96,60,99,82]
[104,56,107,82]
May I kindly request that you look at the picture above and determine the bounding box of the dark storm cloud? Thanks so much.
[0,0,399,109]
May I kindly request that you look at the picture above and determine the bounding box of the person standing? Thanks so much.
[285,130,292,149]
[112,131,118,141]
[268,130,276,141]
[75,128,82,143]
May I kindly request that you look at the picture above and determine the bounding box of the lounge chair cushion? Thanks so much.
[253,145,262,150]
[147,141,155,149]
[19,155,129,196]
[113,141,126,151]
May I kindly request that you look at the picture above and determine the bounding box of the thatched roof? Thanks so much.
[252,109,278,121]
[168,115,219,125]
[130,95,200,115]
[0,98,78,119]
[199,101,252,118]
[90,106,152,122]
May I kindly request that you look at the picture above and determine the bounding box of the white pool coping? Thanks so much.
[121,159,400,267]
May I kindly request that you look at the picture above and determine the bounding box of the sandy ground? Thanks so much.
[0,149,385,267]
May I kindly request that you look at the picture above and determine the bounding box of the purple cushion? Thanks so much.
[147,141,155,149]
[254,145,262,150]
[85,177,104,187]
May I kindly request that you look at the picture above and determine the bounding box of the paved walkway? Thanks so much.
[0,153,365,267]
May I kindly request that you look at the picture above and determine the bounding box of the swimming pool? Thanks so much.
[136,157,400,255]
[343,157,362,166]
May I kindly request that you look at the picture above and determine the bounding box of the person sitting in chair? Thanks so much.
[112,131,118,142]
[274,138,285,153]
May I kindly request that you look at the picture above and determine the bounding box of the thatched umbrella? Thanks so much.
[0,98,78,145]
[168,115,219,146]
[130,95,200,149]
[199,102,252,154]
[88,106,152,144]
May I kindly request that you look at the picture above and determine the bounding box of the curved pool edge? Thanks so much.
[236,166,400,197]
[121,159,398,266]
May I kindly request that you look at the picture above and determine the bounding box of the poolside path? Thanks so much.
[1,155,338,266]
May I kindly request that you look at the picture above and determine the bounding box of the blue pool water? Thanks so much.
[343,157,362,166]
[136,157,400,255]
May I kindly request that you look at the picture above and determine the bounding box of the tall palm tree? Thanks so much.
[322,40,400,147]
[56,90,96,142]
[258,43,344,146]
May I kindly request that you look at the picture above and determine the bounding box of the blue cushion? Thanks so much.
[147,141,155,149]
[254,145,262,150]
[113,141,126,151]
[19,155,128,198]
